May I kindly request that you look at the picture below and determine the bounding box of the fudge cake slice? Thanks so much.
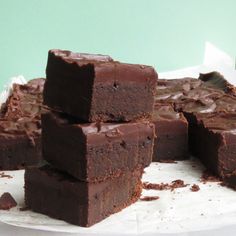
[25,165,143,227]
[42,111,155,181]
[152,103,188,161]
[0,78,45,169]
[44,49,157,122]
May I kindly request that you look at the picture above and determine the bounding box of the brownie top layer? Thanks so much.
[2,78,45,120]
[195,112,236,133]
[152,103,183,120]
[0,119,41,136]
[0,78,45,138]
[157,72,236,114]
[46,111,154,144]
[156,78,202,101]
[50,49,114,63]
[48,49,157,83]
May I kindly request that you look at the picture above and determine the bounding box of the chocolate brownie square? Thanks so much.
[25,165,143,227]
[42,111,154,181]
[44,49,157,122]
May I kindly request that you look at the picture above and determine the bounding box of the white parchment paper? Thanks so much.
[1,158,236,234]
[0,42,236,234]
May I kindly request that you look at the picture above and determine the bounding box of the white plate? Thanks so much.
[1,159,236,234]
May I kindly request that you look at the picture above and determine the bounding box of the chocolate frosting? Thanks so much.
[156,74,236,114]
[48,49,158,84]
[50,49,114,63]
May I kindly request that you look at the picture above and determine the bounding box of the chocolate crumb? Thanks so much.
[200,170,220,183]
[0,192,17,210]
[140,196,160,201]
[0,172,12,179]
[158,159,177,164]
[142,182,169,190]
[170,180,188,191]
[143,179,188,191]
[190,184,200,192]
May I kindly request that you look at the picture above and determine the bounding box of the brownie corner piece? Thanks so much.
[44,49,157,122]
[25,165,143,227]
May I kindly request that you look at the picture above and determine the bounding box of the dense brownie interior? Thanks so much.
[152,103,188,161]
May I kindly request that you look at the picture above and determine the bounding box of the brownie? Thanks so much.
[44,49,157,122]
[185,112,236,177]
[152,103,188,161]
[42,111,154,181]
[25,165,143,227]
[1,78,45,119]
[0,79,45,170]
[153,78,201,161]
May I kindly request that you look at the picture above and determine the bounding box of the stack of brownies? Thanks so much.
[25,49,157,226]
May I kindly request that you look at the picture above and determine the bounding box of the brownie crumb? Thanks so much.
[190,184,200,192]
[200,170,220,183]
[0,192,17,210]
[142,182,169,190]
[0,172,12,179]
[158,159,177,164]
[140,196,160,201]
[170,180,188,191]
[143,179,188,191]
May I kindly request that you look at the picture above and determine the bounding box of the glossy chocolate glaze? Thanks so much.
[157,72,236,114]
[50,49,114,63]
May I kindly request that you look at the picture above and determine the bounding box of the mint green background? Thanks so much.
[0,0,236,89]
